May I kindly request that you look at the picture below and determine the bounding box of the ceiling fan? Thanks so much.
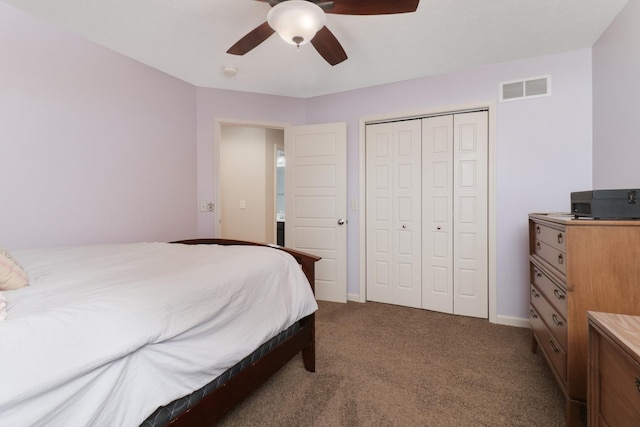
[227,0,420,66]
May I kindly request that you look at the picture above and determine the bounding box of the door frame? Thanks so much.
[357,101,499,324]
[213,118,290,238]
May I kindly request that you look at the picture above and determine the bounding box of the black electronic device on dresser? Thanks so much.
[571,189,640,219]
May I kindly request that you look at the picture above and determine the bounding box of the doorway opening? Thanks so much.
[215,119,288,244]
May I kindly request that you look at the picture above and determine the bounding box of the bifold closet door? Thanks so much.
[366,121,422,308]
[421,111,488,318]
[421,115,454,313]
[451,111,488,318]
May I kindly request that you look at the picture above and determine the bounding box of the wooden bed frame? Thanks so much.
[166,239,320,426]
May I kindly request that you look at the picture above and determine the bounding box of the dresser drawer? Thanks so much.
[533,222,566,253]
[531,263,567,318]
[530,304,567,383]
[597,334,640,425]
[533,240,567,276]
[531,284,568,350]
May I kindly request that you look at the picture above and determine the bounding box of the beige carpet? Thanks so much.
[218,301,565,426]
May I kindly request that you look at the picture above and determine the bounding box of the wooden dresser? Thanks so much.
[588,312,640,427]
[528,213,640,426]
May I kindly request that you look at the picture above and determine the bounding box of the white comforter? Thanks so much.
[0,242,318,427]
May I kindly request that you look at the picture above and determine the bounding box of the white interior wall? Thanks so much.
[220,126,268,242]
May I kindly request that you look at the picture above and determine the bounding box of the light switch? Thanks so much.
[199,202,207,212]
[240,200,246,209]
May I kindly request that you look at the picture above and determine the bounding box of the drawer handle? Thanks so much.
[536,225,541,234]
[530,309,538,319]
[636,377,640,393]
[558,254,564,265]
[531,289,540,298]
[553,289,566,300]
[552,314,563,326]
[549,339,560,353]
[536,242,541,251]
[557,233,563,244]
[534,269,542,278]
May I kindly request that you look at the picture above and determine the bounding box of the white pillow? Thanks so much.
[0,246,28,291]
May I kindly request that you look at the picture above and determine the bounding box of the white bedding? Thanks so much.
[0,242,318,427]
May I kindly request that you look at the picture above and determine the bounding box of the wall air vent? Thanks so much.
[499,75,551,102]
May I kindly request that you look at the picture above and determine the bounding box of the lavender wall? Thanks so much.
[306,50,593,320]
[592,0,640,188]
[0,3,197,250]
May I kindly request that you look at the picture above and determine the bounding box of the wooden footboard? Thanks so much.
[167,239,320,426]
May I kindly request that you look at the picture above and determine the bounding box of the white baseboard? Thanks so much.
[341,296,531,328]
[347,293,363,302]
[495,314,530,328]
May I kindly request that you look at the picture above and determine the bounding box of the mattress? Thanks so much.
[140,321,302,427]
[0,242,317,426]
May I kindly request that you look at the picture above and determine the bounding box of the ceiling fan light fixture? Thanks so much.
[267,0,326,47]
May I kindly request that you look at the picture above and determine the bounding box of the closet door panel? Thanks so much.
[366,121,422,307]
[366,124,394,303]
[453,111,488,318]
[392,122,422,308]
[422,115,454,313]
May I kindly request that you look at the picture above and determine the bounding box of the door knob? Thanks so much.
[337,218,346,225]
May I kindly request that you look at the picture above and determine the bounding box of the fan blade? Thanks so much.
[311,26,347,66]
[327,0,419,15]
[227,22,275,55]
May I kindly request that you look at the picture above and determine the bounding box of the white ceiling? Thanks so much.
[2,0,629,98]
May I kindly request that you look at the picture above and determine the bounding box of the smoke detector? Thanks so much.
[223,66,238,77]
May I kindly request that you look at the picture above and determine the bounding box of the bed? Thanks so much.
[0,238,320,426]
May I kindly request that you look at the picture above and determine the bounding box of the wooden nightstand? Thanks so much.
[588,311,640,426]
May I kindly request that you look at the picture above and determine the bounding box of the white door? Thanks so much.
[365,111,489,318]
[366,120,422,308]
[452,111,488,318]
[285,122,347,303]
[422,115,454,313]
